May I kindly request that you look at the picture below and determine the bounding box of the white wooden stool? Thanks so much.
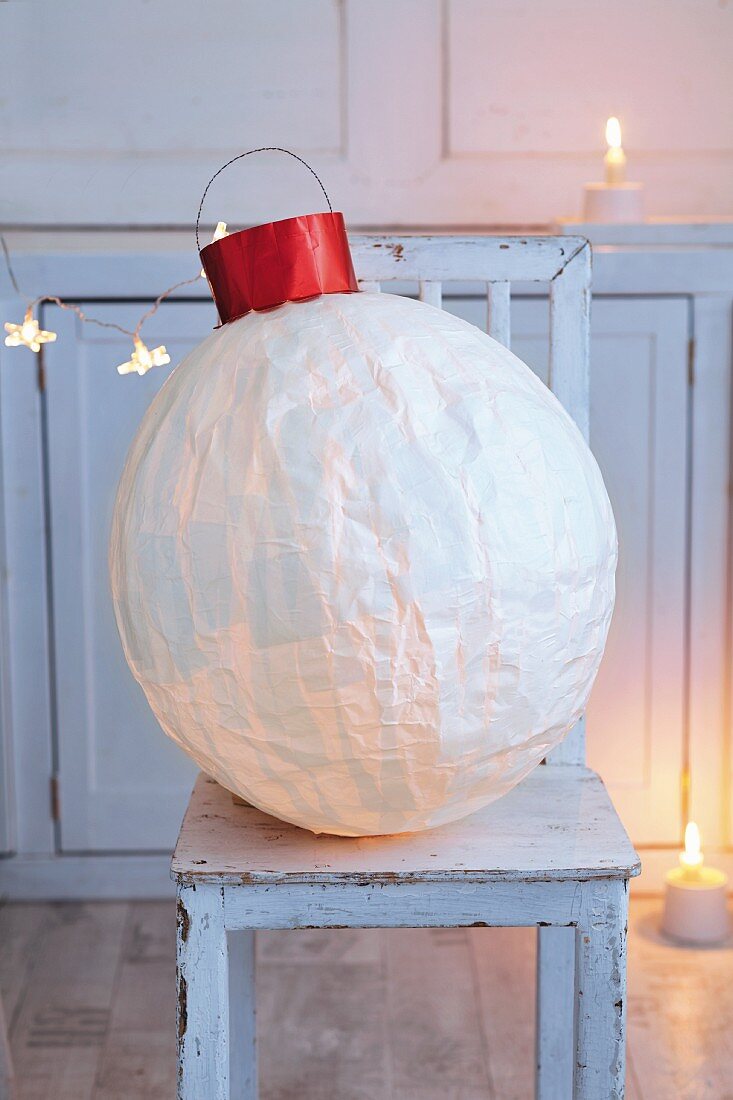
[172,233,640,1098]
[173,769,639,1099]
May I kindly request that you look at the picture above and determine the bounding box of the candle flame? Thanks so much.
[684,821,701,861]
[605,117,622,150]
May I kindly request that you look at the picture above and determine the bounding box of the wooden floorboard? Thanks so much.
[0,897,730,1098]
[626,899,733,1100]
[0,904,51,1024]
[469,925,536,1100]
[7,903,128,1100]
[384,928,490,1098]
[258,935,387,1100]
[93,902,177,1099]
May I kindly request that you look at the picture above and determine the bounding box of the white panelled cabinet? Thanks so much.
[0,229,731,896]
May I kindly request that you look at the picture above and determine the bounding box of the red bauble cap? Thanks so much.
[200,211,359,324]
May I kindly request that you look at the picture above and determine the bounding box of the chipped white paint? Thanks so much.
[575,878,629,1099]
[173,771,638,887]
[174,773,638,1097]
[176,884,256,1100]
[352,235,583,284]
[176,885,228,1099]
[546,239,592,767]
[548,240,591,443]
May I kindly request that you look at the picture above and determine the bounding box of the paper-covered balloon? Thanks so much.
[110,210,616,836]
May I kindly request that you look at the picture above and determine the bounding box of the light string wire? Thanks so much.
[0,232,200,369]
[2,147,331,370]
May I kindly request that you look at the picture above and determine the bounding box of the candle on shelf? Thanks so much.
[661,822,729,945]
[582,116,644,224]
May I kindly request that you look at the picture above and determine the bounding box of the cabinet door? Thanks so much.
[444,295,690,845]
[44,300,216,851]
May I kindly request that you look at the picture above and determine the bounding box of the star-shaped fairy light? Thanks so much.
[117,336,171,377]
[4,308,57,352]
[200,221,229,277]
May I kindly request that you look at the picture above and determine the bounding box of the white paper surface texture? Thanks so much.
[110,292,616,835]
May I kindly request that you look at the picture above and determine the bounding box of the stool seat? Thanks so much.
[172,767,640,887]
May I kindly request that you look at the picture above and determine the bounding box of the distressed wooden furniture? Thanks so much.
[172,235,640,1099]
[174,771,638,1099]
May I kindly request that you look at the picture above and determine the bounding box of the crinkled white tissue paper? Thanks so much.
[110,292,616,836]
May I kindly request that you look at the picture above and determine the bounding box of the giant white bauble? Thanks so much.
[110,291,616,836]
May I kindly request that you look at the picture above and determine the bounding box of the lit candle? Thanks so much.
[661,822,729,945]
[581,115,643,224]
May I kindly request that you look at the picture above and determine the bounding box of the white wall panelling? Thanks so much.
[1,1,732,227]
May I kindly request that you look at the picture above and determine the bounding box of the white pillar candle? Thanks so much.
[582,117,644,224]
[661,823,729,945]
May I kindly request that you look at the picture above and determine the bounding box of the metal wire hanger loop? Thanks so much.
[195,147,333,253]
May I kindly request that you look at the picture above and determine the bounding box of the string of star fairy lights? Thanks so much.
[0,234,209,377]
[2,149,332,377]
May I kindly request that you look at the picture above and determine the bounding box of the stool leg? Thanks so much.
[573,879,629,1099]
[177,883,232,1100]
[228,929,257,1099]
[535,926,574,1099]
